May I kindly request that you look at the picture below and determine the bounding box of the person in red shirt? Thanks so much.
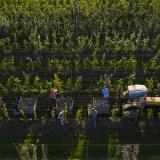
[49,88,57,106]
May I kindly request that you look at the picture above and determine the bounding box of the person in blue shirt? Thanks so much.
[91,108,98,128]
[102,86,109,98]
[102,87,110,111]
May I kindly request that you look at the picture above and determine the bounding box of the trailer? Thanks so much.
[145,97,160,106]
[138,97,160,108]
[122,96,160,111]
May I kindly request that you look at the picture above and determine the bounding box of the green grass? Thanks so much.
[0,121,160,159]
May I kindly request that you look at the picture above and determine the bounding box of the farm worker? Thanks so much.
[58,110,65,126]
[91,108,98,127]
[13,97,20,116]
[122,91,128,98]
[102,86,109,98]
[49,88,58,106]
[140,97,147,109]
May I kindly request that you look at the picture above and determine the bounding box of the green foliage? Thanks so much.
[114,79,124,93]
[52,74,63,92]
[74,76,82,92]
[76,109,83,121]
[20,110,26,120]
[126,74,136,86]
[147,109,153,119]
[0,57,15,71]
[51,109,55,120]
[107,134,119,158]
[146,78,154,92]
[1,0,160,95]
[7,76,21,92]
[101,53,106,69]
[69,134,86,159]
[1,103,10,120]
[91,50,100,70]
[22,73,30,92]
[33,76,42,93]
[111,108,119,119]
[65,78,73,93]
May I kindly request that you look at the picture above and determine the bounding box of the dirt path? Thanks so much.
[0,118,160,136]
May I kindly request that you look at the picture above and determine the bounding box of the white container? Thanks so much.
[128,85,148,100]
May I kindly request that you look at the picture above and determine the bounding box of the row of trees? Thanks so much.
[0,0,160,55]
[1,0,160,95]
[1,32,159,54]
[1,54,160,72]
[0,73,159,95]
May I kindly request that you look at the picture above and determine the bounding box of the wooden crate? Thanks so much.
[92,97,110,115]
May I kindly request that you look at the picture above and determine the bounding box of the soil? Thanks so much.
[0,118,160,136]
